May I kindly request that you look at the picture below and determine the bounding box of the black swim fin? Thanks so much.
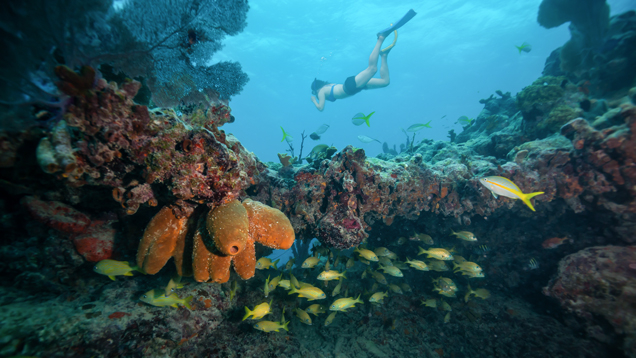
[377,9,417,38]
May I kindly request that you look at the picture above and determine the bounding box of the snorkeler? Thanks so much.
[311,35,393,112]
[311,9,416,111]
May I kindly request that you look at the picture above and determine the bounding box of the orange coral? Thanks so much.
[138,199,295,283]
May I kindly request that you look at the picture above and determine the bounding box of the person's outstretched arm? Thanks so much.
[311,91,325,111]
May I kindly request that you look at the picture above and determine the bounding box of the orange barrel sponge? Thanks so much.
[232,236,256,280]
[242,198,295,250]
[206,200,249,256]
[137,206,189,274]
[192,215,232,283]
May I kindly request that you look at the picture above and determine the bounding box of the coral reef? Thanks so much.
[138,199,295,284]
[544,246,636,357]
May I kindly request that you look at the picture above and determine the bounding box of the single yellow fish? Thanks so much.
[285,258,295,271]
[441,300,452,312]
[379,265,403,277]
[400,283,412,293]
[479,176,544,211]
[405,258,429,271]
[164,275,184,297]
[388,284,403,294]
[318,270,347,281]
[93,259,142,281]
[330,294,363,312]
[229,280,239,301]
[421,298,437,308]
[369,291,389,304]
[243,299,273,321]
[453,261,482,274]
[427,260,449,272]
[450,230,477,242]
[332,279,343,297]
[354,247,379,261]
[412,233,434,245]
[464,284,491,302]
[288,284,326,301]
[278,279,291,290]
[374,247,391,257]
[346,256,355,269]
[256,258,279,270]
[140,289,193,309]
[325,258,331,271]
[418,247,454,261]
[386,251,398,260]
[302,257,321,268]
[289,272,300,288]
[444,312,451,324]
[370,270,387,285]
[254,317,289,333]
[264,275,272,297]
[305,304,327,316]
[268,273,284,292]
[295,308,313,325]
[453,255,467,264]
[432,277,458,298]
[325,311,337,326]
[378,256,393,267]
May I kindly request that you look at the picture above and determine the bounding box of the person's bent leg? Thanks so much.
[365,52,390,89]
[354,36,385,87]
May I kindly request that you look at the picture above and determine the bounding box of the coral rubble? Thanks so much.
[544,246,636,357]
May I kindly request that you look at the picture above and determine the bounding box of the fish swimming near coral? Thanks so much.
[411,233,434,245]
[254,316,290,333]
[332,278,343,297]
[374,247,391,257]
[301,257,321,268]
[453,261,483,275]
[357,135,381,144]
[243,300,273,321]
[268,273,284,292]
[256,257,279,270]
[418,247,454,261]
[93,260,143,281]
[369,291,389,304]
[421,298,437,308]
[318,270,347,281]
[280,127,293,143]
[515,42,532,53]
[285,258,295,271]
[456,116,474,126]
[310,124,330,140]
[288,284,326,301]
[464,284,491,302]
[450,230,477,242]
[542,237,570,249]
[379,265,403,277]
[325,311,337,326]
[164,275,184,297]
[405,258,429,271]
[295,308,313,325]
[355,247,379,261]
[406,121,432,132]
[229,280,239,301]
[330,294,363,312]
[305,304,327,316]
[352,112,375,127]
[140,289,193,309]
[346,256,355,269]
[479,176,544,211]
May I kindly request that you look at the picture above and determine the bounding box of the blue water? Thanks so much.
[219,0,636,162]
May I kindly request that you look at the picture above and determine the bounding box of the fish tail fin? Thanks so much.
[273,259,280,269]
[417,247,426,255]
[108,275,116,281]
[355,294,362,304]
[515,45,522,53]
[242,306,252,321]
[183,295,193,310]
[132,266,145,274]
[519,191,544,211]
[341,270,347,279]
[288,285,298,295]
[365,117,371,127]
[281,319,290,331]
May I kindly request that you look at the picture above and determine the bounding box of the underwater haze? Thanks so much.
[222,0,636,162]
[4,0,636,357]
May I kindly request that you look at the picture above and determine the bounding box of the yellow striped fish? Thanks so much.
[479,176,544,211]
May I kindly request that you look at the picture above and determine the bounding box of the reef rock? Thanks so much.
[543,245,636,357]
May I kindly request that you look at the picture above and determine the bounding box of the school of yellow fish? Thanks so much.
[92,227,492,331]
